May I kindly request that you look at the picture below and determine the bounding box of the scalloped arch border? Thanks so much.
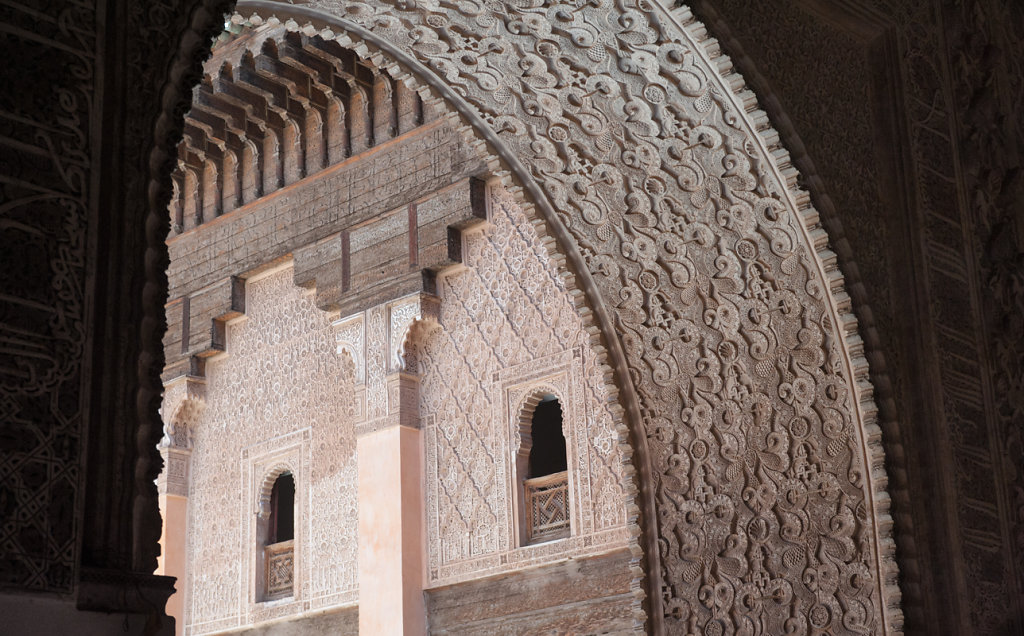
[257,463,296,519]
[141,0,903,632]
[515,384,572,452]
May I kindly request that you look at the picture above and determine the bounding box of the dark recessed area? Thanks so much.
[529,396,567,478]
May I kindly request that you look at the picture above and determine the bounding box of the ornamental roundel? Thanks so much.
[167,0,900,632]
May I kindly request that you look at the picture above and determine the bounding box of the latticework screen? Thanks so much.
[265,540,294,600]
[524,471,570,543]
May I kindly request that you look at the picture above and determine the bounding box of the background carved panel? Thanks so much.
[184,268,357,634]
[0,1,95,595]
[419,187,629,585]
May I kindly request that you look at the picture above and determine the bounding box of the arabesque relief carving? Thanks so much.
[0,0,94,594]
[231,1,900,632]
[418,188,629,585]
[183,268,358,634]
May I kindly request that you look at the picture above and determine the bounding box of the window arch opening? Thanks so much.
[529,395,567,478]
[269,472,295,544]
[517,392,571,546]
[259,470,296,602]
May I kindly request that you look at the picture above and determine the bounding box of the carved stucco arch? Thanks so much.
[144,0,902,633]
[398,314,441,375]
[162,398,206,450]
[515,384,572,455]
[389,295,441,374]
[160,378,207,451]
[256,462,296,520]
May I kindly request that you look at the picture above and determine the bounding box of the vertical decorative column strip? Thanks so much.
[156,377,205,636]
[338,293,437,635]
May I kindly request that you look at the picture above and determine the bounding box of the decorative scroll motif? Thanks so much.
[0,1,94,593]
[679,1,1024,631]
[388,294,439,373]
[419,188,628,586]
[265,541,295,599]
[231,2,899,631]
[184,268,357,634]
[525,472,570,543]
[334,313,366,384]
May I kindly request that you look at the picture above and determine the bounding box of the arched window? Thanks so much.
[529,397,567,479]
[259,470,295,601]
[517,393,570,545]
[268,472,295,544]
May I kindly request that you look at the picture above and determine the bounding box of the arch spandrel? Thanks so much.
[157,0,900,633]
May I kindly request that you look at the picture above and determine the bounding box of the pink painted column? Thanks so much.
[356,413,425,635]
[157,446,191,636]
[156,378,204,636]
[339,295,435,636]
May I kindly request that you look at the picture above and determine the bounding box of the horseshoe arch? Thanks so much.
[153,0,903,632]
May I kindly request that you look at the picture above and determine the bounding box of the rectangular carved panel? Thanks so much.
[525,471,570,543]
[265,541,294,600]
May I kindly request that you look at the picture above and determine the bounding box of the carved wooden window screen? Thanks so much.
[264,539,294,600]
[524,470,570,542]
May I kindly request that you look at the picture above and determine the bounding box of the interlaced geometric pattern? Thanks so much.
[525,471,570,543]
[265,541,294,600]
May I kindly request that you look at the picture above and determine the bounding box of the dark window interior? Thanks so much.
[269,472,295,544]
[528,396,567,478]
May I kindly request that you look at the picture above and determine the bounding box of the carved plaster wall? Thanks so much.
[183,267,358,635]
[682,2,1024,633]
[418,187,630,585]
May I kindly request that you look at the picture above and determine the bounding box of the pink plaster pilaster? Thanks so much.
[157,493,188,636]
[357,423,426,635]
